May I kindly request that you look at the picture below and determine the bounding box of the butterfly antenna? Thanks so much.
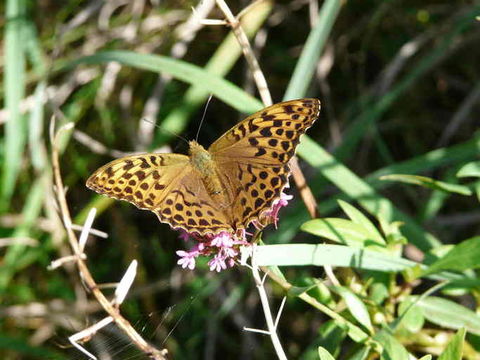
[141,118,189,145]
[195,94,213,142]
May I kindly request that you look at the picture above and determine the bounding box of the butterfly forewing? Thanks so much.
[86,153,189,212]
[209,98,320,165]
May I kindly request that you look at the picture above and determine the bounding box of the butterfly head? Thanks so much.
[188,140,205,154]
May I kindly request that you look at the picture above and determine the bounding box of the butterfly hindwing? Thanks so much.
[153,174,233,234]
[216,162,290,229]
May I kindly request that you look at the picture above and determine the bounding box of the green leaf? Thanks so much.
[297,136,441,252]
[413,296,480,335]
[369,283,389,305]
[301,218,386,248]
[68,50,263,114]
[254,244,413,271]
[284,0,342,99]
[397,298,425,333]
[317,321,349,356]
[475,181,480,202]
[423,236,480,275]
[252,244,480,287]
[332,286,373,333]
[318,346,336,360]
[438,328,465,360]
[380,174,472,195]
[375,330,409,360]
[338,200,385,244]
[2,0,27,206]
[347,347,371,360]
[457,161,480,178]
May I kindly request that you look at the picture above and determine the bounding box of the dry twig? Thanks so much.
[214,0,272,106]
[50,119,168,359]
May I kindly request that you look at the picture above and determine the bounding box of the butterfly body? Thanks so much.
[87,98,321,236]
[189,140,231,204]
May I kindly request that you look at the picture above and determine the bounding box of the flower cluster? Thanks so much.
[176,231,248,272]
[176,191,292,272]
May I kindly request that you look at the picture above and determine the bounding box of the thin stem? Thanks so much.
[251,262,287,360]
[215,0,272,106]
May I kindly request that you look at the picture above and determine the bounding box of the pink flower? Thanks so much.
[176,250,197,270]
[263,192,293,228]
[210,232,234,247]
[175,189,292,272]
[208,253,228,272]
[176,242,205,270]
[222,246,238,258]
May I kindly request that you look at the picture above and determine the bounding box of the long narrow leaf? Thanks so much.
[283,0,342,100]
[2,0,27,206]
[69,51,263,114]
[253,244,480,286]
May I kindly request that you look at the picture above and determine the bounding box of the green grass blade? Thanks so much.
[379,174,472,196]
[283,0,342,100]
[69,50,263,114]
[366,134,480,187]
[2,0,27,207]
[28,81,47,169]
[0,177,45,292]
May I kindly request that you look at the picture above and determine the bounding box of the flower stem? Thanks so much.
[251,263,288,360]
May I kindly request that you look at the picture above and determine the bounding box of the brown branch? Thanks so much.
[289,157,319,218]
[215,0,272,106]
[50,119,168,360]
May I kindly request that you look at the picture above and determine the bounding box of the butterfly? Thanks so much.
[86,98,320,236]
